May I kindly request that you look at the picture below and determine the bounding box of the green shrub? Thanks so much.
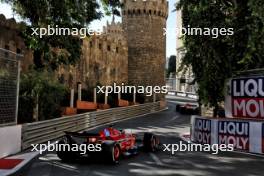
[18,69,68,123]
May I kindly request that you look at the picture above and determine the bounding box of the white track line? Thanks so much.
[149,153,163,166]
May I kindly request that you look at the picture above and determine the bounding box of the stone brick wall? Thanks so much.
[121,0,168,101]
[57,21,128,89]
[80,21,128,88]
[0,14,33,72]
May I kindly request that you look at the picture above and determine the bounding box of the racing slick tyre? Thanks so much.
[193,108,200,115]
[57,137,79,162]
[176,105,180,112]
[102,142,121,164]
[179,107,186,114]
[143,133,159,152]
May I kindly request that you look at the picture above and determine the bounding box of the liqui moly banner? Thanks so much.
[218,121,249,151]
[191,116,264,154]
[262,123,264,153]
[225,76,264,119]
[193,118,211,144]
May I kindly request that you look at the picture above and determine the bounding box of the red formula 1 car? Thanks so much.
[56,125,159,164]
[176,103,199,115]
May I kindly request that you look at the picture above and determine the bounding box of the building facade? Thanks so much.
[58,21,128,89]
[175,10,196,93]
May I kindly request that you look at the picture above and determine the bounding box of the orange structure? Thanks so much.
[62,107,77,116]
[118,99,129,107]
[77,100,97,111]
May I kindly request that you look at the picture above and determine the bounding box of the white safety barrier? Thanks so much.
[191,115,264,154]
[0,125,21,158]
[167,90,198,100]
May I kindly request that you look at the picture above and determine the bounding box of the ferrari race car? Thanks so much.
[56,125,160,164]
[176,103,199,115]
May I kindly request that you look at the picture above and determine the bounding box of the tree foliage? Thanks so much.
[167,55,176,77]
[176,0,264,110]
[1,0,121,70]
[19,69,68,122]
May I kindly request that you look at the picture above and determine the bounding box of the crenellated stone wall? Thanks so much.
[57,21,128,89]
[121,0,168,101]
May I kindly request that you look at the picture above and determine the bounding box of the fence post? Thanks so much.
[94,88,97,104]
[15,60,21,125]
[78,83,82,101]
[70,89,74,108]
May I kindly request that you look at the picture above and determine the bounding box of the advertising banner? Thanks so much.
[193,118,211,144]
[218,121,249,151]
[191,116,264,154]
[263,123,264,153]
[225,76,264,119]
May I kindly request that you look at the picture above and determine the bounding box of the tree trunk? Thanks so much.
[33,94,39,121]
[213,104,219,118]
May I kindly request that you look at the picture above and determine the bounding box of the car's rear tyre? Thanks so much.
[102,142,120,164]
[193,108,199,115]
[57,138,78,162]
[143,133,159,152]
[176,105,180,112]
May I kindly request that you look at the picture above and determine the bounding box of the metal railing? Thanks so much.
[0,48,22,127]
[21,102,163,149]
[167,90,198,100]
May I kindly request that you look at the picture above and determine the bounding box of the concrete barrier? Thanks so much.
[0,125,21,158]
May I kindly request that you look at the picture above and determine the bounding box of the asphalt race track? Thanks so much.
[26,102,264,176]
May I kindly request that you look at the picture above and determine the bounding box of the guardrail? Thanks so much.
[167,90,198,100]
[21,102,163,149]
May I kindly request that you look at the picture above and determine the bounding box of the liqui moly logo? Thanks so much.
[194,118,211,144]
[231,77,264,118]
[218,121,249,151]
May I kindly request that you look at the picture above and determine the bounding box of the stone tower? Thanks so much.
[121,0,168,101]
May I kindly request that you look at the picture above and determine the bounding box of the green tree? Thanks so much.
[19,70,68,122]
[1,0,121,70]
[167,55,176,77]
[176,0,264,116]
